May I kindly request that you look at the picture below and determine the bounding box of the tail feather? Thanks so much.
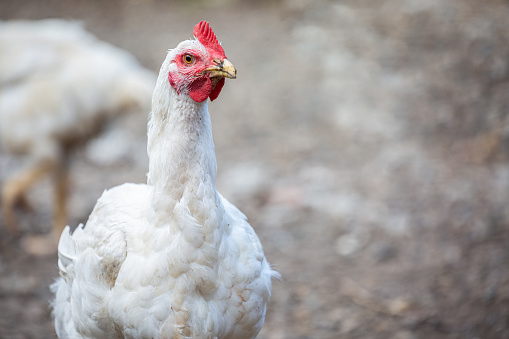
[57,224,83,280]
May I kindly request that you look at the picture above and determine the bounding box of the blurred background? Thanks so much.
[1,0,509,338]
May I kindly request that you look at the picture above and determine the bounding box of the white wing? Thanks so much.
[53,183,152,338]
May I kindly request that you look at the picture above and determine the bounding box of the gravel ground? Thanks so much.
[2,0,509,338]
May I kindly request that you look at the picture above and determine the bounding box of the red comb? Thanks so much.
[193,21,226,59]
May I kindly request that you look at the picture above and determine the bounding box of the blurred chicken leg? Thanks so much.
[1,160,54,234]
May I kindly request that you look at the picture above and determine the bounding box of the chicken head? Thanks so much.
[167,21,236,103]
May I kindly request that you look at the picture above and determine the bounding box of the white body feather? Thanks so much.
[52,38,277,339]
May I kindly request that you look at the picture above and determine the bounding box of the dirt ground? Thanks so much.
[1,0,509,338]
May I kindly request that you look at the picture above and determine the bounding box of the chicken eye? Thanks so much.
[183,54,195,65]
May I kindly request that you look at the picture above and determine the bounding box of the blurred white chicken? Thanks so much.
[52,21,278,338]
[0,19,155,239]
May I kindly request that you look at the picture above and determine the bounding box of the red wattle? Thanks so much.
[209,78,225,101]
[189,77,212,103]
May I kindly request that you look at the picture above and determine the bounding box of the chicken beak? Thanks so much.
[203,59,237,79]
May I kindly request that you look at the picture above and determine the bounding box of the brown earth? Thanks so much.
[1,0,509,338]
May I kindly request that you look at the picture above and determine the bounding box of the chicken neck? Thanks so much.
[147,79,220,224]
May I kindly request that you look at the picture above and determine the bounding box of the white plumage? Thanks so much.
[0,19,155,236]
[51,21,278,338]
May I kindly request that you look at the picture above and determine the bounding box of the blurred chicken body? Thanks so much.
[51,21,277,338]
[0,19,155,237]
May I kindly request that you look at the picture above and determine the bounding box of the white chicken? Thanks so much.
[0,19,155,238]
[51,21,278,338]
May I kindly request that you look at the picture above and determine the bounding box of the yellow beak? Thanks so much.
[203,59,236,79]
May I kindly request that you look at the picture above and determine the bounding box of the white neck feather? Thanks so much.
[147,61,218,217]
